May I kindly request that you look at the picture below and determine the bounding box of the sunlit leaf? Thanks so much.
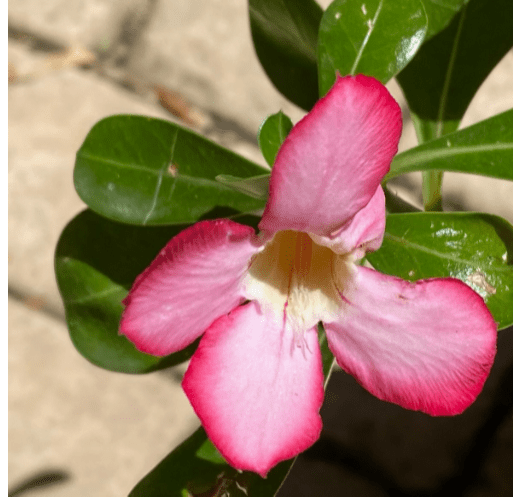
[386,110,512,182]
[318,0,427,95]
[74,115,267,226]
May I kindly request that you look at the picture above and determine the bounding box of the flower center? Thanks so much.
[244,231,348,334]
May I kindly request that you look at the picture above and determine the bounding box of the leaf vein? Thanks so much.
[142,129,179,225]
[350,0,383,74]
[77,152,223,187]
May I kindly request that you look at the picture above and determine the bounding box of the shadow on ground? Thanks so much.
[8,470,70,497]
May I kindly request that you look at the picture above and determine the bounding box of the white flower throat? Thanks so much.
[244,231,352,335]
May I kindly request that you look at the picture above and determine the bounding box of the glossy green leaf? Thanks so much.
[55,209,200,373]
[421,0,468,40]
[258,111,293,167]
[366,212,513,329]
[385,109,512,182]
[397,0,512,142]
[318,0,427,96]
[74,115,268,226]
[129,326,335,496]
[249,0,323,110]
[216,174,270,201]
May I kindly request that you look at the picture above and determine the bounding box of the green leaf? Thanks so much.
[385,109,512,182]
[55,209,200,373]
[74,115,268,226]
[317,0,427,96]
[129,326,336,496]
[258,111,294,167]
[216,174,271,201]
[366,212,513,329]
[397,0,512,142]
[421,0,468,40]
[249,0,323,110]
[396,0,512,211]
[128,427,232,497]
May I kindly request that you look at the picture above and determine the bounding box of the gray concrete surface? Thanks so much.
[9,298,198,497]
[8,0,512,495]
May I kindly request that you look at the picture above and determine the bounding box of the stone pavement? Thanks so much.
[8,1,512,495]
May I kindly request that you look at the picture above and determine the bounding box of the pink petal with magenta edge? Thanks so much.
[120,219,260,356]
[260,75,402,236]
[325,266,497,416]
[310,185,386,259]
[182,302,324,477]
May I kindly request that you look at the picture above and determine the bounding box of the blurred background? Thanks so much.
[8,0,512,495]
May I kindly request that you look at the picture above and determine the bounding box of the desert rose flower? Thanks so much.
[120,75,497,477]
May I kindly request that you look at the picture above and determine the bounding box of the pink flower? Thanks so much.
[120,75,497,477]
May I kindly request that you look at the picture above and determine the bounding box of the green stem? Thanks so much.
[414,4,467,212]
[410,113,445,211]
[421,170,444,211]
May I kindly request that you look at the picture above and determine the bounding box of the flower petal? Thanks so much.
[120,220,260,356]
[182,302,324,477]
[259,75,401,236]
[325,266,497,415]
[310,185,386,259]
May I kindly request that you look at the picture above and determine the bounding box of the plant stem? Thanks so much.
[410,114,445,211]
[421,170,444,211]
